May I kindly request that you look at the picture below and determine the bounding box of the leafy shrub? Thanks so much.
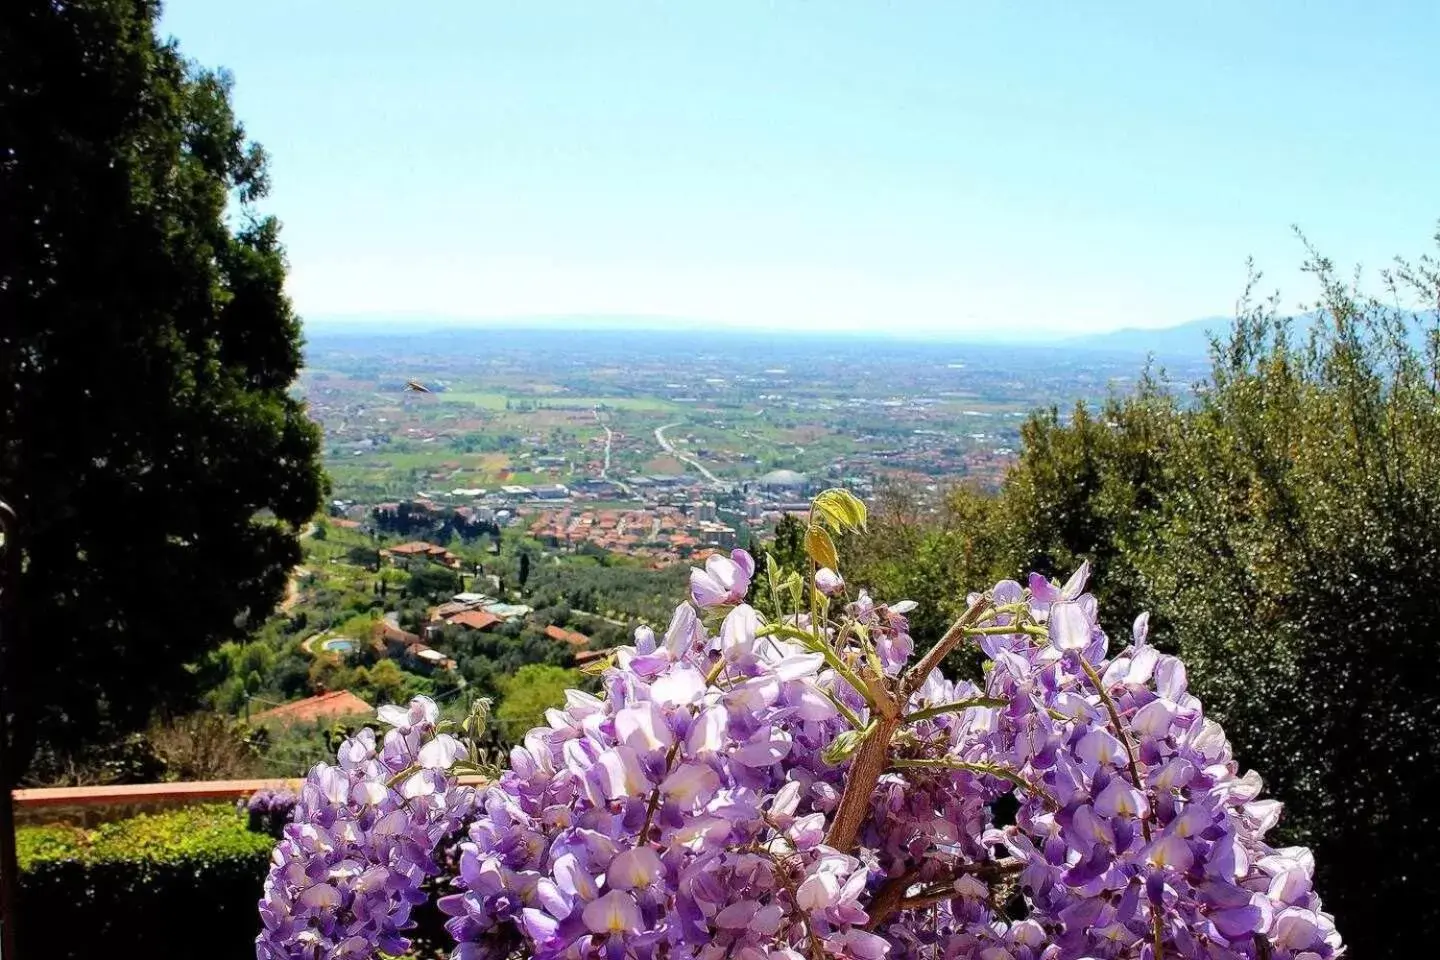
[17,804,272,959]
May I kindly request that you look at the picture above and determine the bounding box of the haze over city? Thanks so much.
[159,0,1440,338]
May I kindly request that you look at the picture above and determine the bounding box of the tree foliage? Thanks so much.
[845,238,1440,955]
[0,0,325,773]
[492,663,583,741]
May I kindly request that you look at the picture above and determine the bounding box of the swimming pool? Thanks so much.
[322,637,356,653]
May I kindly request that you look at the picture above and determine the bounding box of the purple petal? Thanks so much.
[1049,600,1093,652]
[582,890,642,935]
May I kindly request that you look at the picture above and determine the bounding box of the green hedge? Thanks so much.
[17,804,272,960]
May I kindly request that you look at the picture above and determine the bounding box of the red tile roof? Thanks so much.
[387,541,446,556]
[449,610,502,631]
[252,690,373,725]
[544,624,590,647]
[377,622,420,646]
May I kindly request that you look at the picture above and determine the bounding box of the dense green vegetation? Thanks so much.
[0,0,326,779]
[493,664,585,740]
[845,244,1440,957]
[521,551,689,626]
[167,517,680,776]
[16,804,271,958]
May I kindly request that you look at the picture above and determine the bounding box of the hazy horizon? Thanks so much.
[298,308,1226,343]
[161,1,1440,338]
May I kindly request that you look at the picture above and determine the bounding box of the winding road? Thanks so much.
[654,422,724,487]
[278,522,318,614]
[593,406,614,479]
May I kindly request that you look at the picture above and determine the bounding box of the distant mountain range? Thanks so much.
[303,311,1432,361]
[303,311,1230,355]
[1060,309,1437,358]
[1059,317,1229,357]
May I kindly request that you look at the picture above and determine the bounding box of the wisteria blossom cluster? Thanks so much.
[243,787,300,838]
[256,699,477,958]
[259,490,1342,960]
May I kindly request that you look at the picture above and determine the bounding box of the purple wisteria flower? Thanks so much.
[815,567,845,596]
[244,787,300,838]
[689,549,755,607]
[262,492,1343,960]
[255,698,476,959]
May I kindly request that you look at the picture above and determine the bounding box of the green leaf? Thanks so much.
[812,488,868,532]
[804,523,840,571]
[781,570,805,609]
[821,723,873,765]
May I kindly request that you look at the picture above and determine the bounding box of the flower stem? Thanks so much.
[638,739,682,843]
[900,595,992,698]
[822,715,900,852]
[903,696,1008,725]
[1075,657,1151,843]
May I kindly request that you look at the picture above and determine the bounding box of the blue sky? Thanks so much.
[161,1,1439,337]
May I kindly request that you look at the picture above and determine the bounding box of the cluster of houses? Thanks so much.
[527,503,737,567]
[376,590,602,667]
[268,589,604,727]
[425,591,533,636]
[350,591,542,673]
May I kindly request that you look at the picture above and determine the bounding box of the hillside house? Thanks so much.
[403,643,456,672]
[544,624,590,648]
[380,540,462,569]
[375,621,421,657]
[252,690,373,726]
[446,609,502,632]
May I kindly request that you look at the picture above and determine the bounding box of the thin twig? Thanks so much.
[900,595,993,699]
[864,858,1023,928]
[903,696,1008,725]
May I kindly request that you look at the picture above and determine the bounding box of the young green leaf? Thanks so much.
[804,523,840,571]
[821,723,873,765]
[580,653,616,676]
[811,488,868,532]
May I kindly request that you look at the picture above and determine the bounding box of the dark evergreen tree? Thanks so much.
[0,0,325,776]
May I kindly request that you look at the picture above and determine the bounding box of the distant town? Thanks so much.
[304,326,1206,559]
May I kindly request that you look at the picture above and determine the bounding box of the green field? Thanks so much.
[439,391,510,409]
[442,391,679,413]
[555,396,680,412]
